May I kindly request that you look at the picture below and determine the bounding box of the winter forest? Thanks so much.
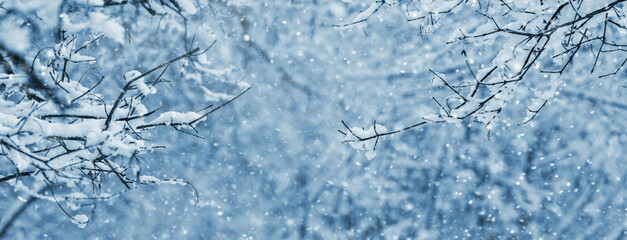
[0,0,625,239]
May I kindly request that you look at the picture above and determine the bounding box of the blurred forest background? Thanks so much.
[0,0,625,239]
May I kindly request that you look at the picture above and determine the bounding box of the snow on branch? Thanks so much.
[0,35,249,228]
[338,0,627,158]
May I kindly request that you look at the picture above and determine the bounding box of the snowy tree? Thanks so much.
[0,0,248,232]
[338,0,627,158]
[0,0,624,239]
[322,1,627,238]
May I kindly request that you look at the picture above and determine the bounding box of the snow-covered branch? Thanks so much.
[338,0,627,158]
[0,0,249,229]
